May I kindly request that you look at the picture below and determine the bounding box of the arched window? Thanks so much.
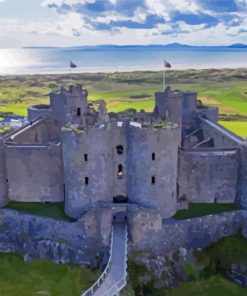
[116,145,124,155]
[151,176,156,185]
[152,152,155,160]
[117,164,123,179]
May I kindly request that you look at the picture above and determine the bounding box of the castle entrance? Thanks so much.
[113,211,127,222]
[113,195,128,203]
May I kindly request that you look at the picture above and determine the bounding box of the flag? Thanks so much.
[164,60,171,68]
[70,60,77,68]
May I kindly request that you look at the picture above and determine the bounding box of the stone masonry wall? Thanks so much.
[0,142,8,207]
[8,118,60,144]
[5,143,63,202]
[129,209,246,255]
[63,124,118,218]
[0,209,102,266]
[201,119,243,148]
[237,143,247,208]
[178,148,239,203]
[127,125,180,218]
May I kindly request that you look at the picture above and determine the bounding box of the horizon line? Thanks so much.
[0,42,245,50]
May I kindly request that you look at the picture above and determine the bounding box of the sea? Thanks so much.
[0,45,247,75]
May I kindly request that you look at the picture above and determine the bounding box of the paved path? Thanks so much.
[82,222,128,296]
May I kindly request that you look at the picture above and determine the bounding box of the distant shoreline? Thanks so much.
[1,46,247,76]
[1,67,247,77]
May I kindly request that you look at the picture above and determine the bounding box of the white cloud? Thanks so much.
[41,0,95,6]
[145,0,201,20]
[235,0,247,9]
[1,0,247,47]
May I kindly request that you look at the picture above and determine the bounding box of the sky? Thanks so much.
[0,0,247,47]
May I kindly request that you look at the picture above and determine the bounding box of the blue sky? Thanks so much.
[0,0,247,47]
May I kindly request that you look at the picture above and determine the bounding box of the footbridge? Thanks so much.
[82,221,128,296]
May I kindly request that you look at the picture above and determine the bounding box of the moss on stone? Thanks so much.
[62,123,85,135]
[4,202,71,221]
[173,203,240,220]
[0,126,14,136]
[153,120,176,129]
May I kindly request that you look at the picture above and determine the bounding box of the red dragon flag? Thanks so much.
[164,59,171,68]
[70,60,77,68]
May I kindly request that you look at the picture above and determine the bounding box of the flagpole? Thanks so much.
[163,67,166,91]
[69,63,72,83]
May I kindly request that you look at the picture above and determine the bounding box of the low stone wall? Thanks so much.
[0,209,102,266]
[129,210,247,255]
[0,206,247,267]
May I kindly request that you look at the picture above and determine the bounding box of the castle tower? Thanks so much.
[50,84,88,126]
[154,86,183,126]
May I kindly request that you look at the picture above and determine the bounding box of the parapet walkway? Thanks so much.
[82,222,128,296]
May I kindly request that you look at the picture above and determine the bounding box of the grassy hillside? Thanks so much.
[1,68,247,137]
[0,253,100,296]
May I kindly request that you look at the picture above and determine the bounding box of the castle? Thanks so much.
[0,83,247,223]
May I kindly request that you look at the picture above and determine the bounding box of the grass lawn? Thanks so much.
[203,234,247,269]
[1,69,247,139]
[219,121,247,139]
[4,202,70,221]
[1,69,247,122]
[124,275,247,296]
[160,275,247,296]
[0,253,100,296]
[127,234,247,295]
[0,126,14,136]
[172,203,240,220]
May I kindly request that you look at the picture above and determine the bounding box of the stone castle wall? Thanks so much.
[178,148,239,203]
[127,124,180,218]
[0,142,8,207]
[63,122,181,219]
[5,143,63,202]
[28,105,52,122]
[63,124,118,218]
[237,143,247,208]
[50,85,88,126]
[0,209,101,266]
[7,118,61,144]
[155,91,183,126]
[201,118,243,147]
[129,209,246,255]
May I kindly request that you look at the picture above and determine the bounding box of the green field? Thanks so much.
[219,121,247,138]
[0,253,100,296]
[122,276,247,296]
[1,68,247,138]
[162,276,247,296]
[5,202,70,221]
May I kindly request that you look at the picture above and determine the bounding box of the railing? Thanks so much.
[82,223,128,296]
[101,224,128,296]
[82,226,114,296]
[184,128,200,140]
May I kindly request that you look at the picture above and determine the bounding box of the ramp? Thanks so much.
[82,222,128,296]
